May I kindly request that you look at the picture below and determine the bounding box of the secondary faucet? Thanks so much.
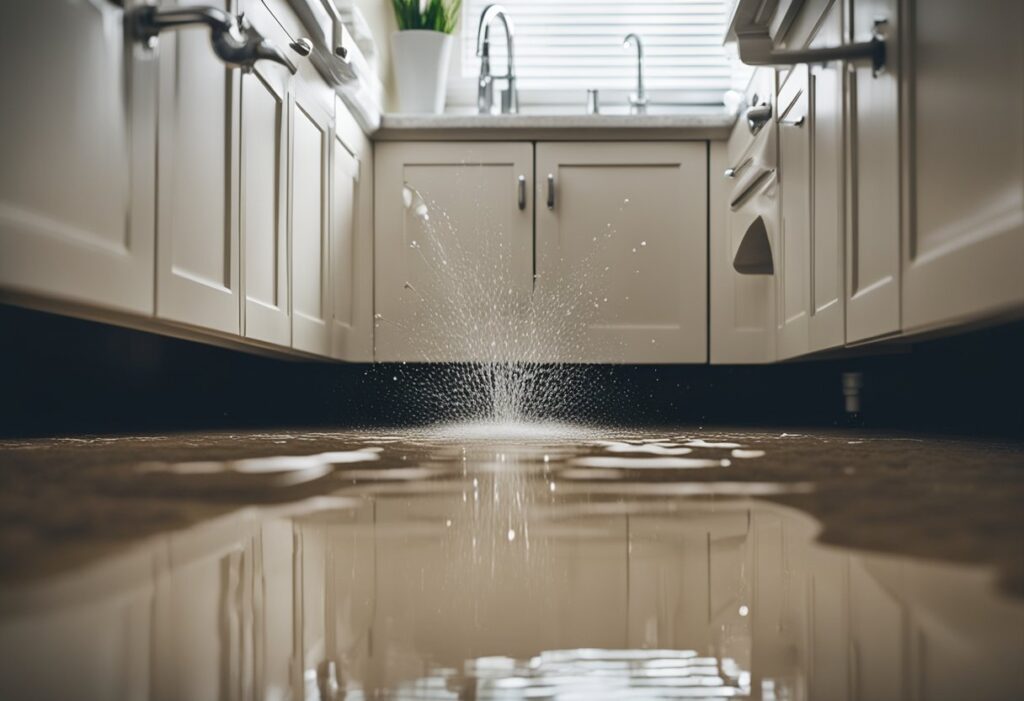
[622,33,648,114]
[476,4,518,114]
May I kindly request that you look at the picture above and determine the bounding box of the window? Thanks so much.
[455,0,734,107]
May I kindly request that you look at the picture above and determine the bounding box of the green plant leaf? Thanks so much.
[392,0,461,34]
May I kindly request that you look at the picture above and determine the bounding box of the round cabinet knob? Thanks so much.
[290,37,313,56]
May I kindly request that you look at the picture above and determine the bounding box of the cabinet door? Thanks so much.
[710,71,778,364]
[807,1,846,352]
[290,79,333,356]
[535,142,707,363]
[776,68,812,359]
[902,0,1024,332]
[0,0,156,314]
[240,0,290,346]
[846,0,901,343]
[373,142,534,362]
[155,0,241,334]
[330,103,373,361]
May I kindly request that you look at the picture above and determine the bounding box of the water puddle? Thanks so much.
[0,426,1022,699]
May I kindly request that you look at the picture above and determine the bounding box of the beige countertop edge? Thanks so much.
[373,113,737,141]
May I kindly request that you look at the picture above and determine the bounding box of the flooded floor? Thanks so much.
[0,424,1022,700]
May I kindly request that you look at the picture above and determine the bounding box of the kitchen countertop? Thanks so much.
[374,111,737,141]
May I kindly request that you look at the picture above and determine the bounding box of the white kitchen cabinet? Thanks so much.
[710,71,778,364]
[0,0,156,314]
[807,0,846,352]
[239,0,291,347]
[374,142,534,362]
[155,0,241,334]
[845,0,901,343]
[536,142,708,363]
[901,0,1024,332]
[776,68,812,359]
[290,75,334,356]
[330,101,374,361]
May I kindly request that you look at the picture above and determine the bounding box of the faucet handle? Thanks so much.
[501,87,518,115]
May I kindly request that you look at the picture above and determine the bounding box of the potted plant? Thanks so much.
[391,0,462,114]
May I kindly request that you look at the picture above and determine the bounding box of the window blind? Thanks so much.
[460,0,733,104]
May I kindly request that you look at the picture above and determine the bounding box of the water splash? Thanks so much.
[378,179,639,424]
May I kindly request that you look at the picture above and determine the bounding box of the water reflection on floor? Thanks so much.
[0,425,1022,700]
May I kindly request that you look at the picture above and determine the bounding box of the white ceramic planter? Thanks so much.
[391,30,453,114]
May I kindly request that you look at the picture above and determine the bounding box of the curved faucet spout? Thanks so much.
[475,4,518,114]
[623,32,648,113]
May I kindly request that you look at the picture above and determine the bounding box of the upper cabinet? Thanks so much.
[374,142,534,363]
[846,0,901,343]
[901,0,1024,332]
[0,0,156,314]
[535,142,708,363]
[154,0,241,335]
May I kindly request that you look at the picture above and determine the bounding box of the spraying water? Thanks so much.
[374,174,641,425]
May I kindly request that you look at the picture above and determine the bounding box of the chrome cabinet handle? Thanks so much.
[546,174,555,210]
[746,103,773,134]
[517,175,527,210]
[129,5,298,74]
[290,37,313,56]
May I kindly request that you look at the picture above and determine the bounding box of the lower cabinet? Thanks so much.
[374,141,535,362]
[240,0,291,347]
[710,70,778,364]
[776,67,812,360]
[901,0,1024,332]
[0,0,156,315]
[846,0,901,343]
[330,101,374,361]
[535,142,708,363]
[289,76,334,356]
[155,0,241,335]
[374,141,708,364]
[806,1,846,352]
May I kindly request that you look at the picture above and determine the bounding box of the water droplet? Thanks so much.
[445,519,452,527]
[651,338,656,344]
[549,482,556,492]
[632,247,637,253]
[739,605,749,617]
[641,240,647,247]
[392,376,398,380]
[507,528,516,542]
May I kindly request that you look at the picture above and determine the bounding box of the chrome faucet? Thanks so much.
[476,4,518,114]
[622,33,648,114]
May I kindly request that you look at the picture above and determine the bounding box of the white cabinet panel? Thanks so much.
[777,68,812,359]
[710,72,778,364]
[902,0,1024,332]
[846,0,901,343]
[290,86,333,356]
[330,103,374,361]
[374,142,534,362]
[240,1,290,347]
[155,0,240,334]
[0,0,156,314]
[808,1,846,352]
[536,142,708,363]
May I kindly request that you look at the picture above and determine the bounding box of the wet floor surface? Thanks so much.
[0,424,1022,699]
